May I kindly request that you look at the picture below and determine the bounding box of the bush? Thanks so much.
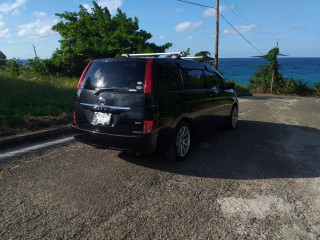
[25,57,49,76]
[295,81,315,96]
[3,57,66,78]
[4,58,23,76]
[314,83,320,94]
[276,78,315,96]
[276,78,298,94]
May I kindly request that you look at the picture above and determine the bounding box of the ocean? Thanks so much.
[219,57,320,86]
[19,57,320,86]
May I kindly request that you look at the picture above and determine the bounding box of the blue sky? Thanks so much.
[1,0,319,59]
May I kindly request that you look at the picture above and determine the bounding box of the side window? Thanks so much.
[205,71,224,89]
[163,62,181,91]
[181,69,206,89]
[156,62,181,91]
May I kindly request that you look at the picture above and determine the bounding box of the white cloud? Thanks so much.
[0,0,27,14]
[33,11,46,18]
[202,8,215,17]
[12,9,20,16]
[17,19,58,39]
[83,0,124,15]
[82,3,92,13]
[185,36,193,40]
[0,27,10,38]
[0,16,5,29]
[159,35,165,40]
[0,15,10,38]
[176,8,183,13]
[174,21,203,32]
[202,5,230,17]
[224,24,256,34]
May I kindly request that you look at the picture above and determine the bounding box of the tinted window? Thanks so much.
[205,71,224,89]
[156,62,181,91]
[181,69,206,89]
[83,61,146,91]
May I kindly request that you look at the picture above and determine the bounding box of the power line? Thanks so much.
[176,0,265,55]
[177,0,214,9]
[225,0,270,51]
[219,14,265,55]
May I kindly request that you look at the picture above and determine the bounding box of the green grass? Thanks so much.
[234,83,252,96]
[0,72,78,136]
[226,80,252,96]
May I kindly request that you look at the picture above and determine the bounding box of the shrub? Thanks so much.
[4,58,23,76]
[276,78,315,96]
[315,83,320,94]
[276,78,298,94]
[295,81,315,96]
[25,57,49,76]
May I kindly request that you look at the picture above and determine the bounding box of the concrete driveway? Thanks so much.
[0,95,320,239]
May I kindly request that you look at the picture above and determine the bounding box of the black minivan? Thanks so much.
[73,53,238,161]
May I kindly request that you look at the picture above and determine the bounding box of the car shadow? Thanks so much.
[239,95,293,101]
[119,120,320,180]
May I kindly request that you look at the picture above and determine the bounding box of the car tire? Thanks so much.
[225,105,238,130]
[165,122,191,161]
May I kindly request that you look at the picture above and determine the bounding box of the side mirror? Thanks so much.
[226,82,235,89]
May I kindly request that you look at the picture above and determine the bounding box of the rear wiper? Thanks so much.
[95,87,129,95]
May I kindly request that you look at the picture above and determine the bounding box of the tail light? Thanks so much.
[143,120,153,134]
[73,111,77,126]
[144,59,153,94]
[77,60,93,90]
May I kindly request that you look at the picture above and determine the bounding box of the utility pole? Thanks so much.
[215,0,219,70]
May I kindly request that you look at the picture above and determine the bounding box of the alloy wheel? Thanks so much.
[175,125,191,158]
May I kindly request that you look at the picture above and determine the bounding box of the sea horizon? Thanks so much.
[219,57,320,86]
[16,57,320,86]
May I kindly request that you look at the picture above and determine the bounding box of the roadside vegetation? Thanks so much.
[249,47,319,96]
[0,71,77,136]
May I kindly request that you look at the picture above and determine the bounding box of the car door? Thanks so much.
[205,70,233,125]
[180,68,215,135]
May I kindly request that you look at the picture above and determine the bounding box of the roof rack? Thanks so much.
[181,56,204,60]
[121,52,181,57]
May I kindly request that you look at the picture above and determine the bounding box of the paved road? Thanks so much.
[1,95,320,239]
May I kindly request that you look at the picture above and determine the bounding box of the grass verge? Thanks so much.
[226,80,252,96]
[0,73,78,137]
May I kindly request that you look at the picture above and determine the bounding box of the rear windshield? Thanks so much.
[83,61,146,91]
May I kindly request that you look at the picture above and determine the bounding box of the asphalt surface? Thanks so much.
[0,95,320,239]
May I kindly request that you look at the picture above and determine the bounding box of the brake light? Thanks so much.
[73,111,77,126]
[143,120,153,134]
[144,59,153,94]
[77,60,93,90]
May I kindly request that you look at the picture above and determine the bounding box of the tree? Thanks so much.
[195,51,215,66]
[249,47,283,93]
[195,51,211,58]
[181,48,190,57]
[4,58,23,75]
[0,51,6,70]
[51,1,172,76]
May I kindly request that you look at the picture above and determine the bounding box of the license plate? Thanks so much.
[91,112,111,126]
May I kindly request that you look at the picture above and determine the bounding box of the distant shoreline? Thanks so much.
[219,57,320,86]
[15,57,320,86]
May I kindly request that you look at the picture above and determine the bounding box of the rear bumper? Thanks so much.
[73,126,158,153]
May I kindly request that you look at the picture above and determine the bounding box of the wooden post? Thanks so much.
[215,0,219,70]
[32,44,38,58]
[271,70,274,94]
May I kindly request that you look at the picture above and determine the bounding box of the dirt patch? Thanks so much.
[0,113,71,137]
